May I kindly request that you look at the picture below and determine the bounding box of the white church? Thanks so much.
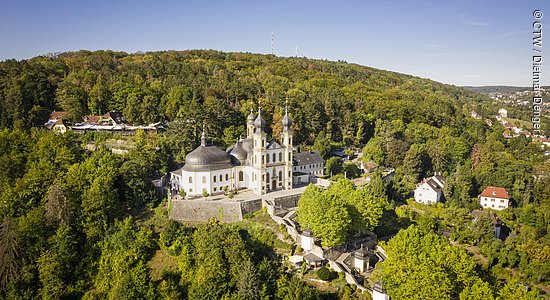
[170,107,322,197]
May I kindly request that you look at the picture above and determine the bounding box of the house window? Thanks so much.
[202,176,206,184]
[239,171,244,181]
[189,177,192,183]
[225,174,228,181]
[500,199,504,203]
[279,153,282,161]
[491,198,495,202]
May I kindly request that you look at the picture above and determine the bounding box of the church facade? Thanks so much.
[170,107,294,197]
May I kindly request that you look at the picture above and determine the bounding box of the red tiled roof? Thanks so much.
[50,111,66,120]
[84,115,101,123]
[479,186,509,199]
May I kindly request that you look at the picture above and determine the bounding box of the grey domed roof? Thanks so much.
[254,109,266,130]
[247,109,256,123]
[282,112,292,127]
[182,145,233,172]
[228,138,253,165]
[229,141,248,161]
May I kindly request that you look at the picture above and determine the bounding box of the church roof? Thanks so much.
[182,145,233,172]
[293,151,324,166]
[267,141,282,149]
[228,138,253,165]
[254,109,266,131]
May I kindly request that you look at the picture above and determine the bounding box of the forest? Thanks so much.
[0,50,548,299]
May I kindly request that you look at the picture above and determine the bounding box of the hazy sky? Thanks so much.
[0,0,548,86]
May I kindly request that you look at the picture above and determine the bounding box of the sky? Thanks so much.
[0,0,548,86]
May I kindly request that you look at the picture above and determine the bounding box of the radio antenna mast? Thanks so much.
[271,32,274,55]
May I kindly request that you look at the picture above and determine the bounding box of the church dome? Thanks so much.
[183,145,233,172]
[282,113,292,127]
[254,112,266,130]
[229,141,248,162]
[247,110,256,123]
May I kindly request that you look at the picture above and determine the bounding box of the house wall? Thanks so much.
[414,183,440,204]
[293,162,324,177]
[480,196,509,210]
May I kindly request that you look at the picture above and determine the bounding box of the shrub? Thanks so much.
[317,266,332,281]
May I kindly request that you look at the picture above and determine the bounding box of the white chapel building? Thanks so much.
[170,107,295,197]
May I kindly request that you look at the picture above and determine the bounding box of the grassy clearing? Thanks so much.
[503,117,533,130]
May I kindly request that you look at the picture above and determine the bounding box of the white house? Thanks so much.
[479,186,510,210]
[413,174,446,204]
[44,111,68,133]
[292,151,324,185]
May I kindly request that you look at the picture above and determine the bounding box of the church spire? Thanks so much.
[200,125,207,146]
[282,101,292,130]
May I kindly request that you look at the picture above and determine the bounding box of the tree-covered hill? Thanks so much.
[0,50,492,146]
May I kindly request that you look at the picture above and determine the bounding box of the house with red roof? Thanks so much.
[479,186,510,210]
[44,111,68,133]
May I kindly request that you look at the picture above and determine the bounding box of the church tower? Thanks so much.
[252,108,267,194]
[282,105,293,190]
[246,108,255,138]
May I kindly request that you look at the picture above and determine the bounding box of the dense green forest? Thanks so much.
[0,50,549,299]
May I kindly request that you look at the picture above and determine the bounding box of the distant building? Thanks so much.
[479,186,510,210]
[71,112,163,134]
[292,151,324,185]
[358,160,378,173]
[498,108,508,118]
[414,174,446,204]
[45,111,163,134]
[44,111,68,133]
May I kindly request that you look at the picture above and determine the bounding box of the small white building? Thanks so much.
[292,151,324,185]
[413,175,446,204]
[498,108,508,118]
[372,281,389,300]
[44,111,68,133]
[479,186,510,210]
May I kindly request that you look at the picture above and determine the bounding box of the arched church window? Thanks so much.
[225,174,228,181]
[189,177,192,183]
[273,153,276,162]
[219,174,222,182]
[266,155,270,163]
[239,171,244,181]
[202,176,206,184]
[279,171,282,180]
[279,153,282,161]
